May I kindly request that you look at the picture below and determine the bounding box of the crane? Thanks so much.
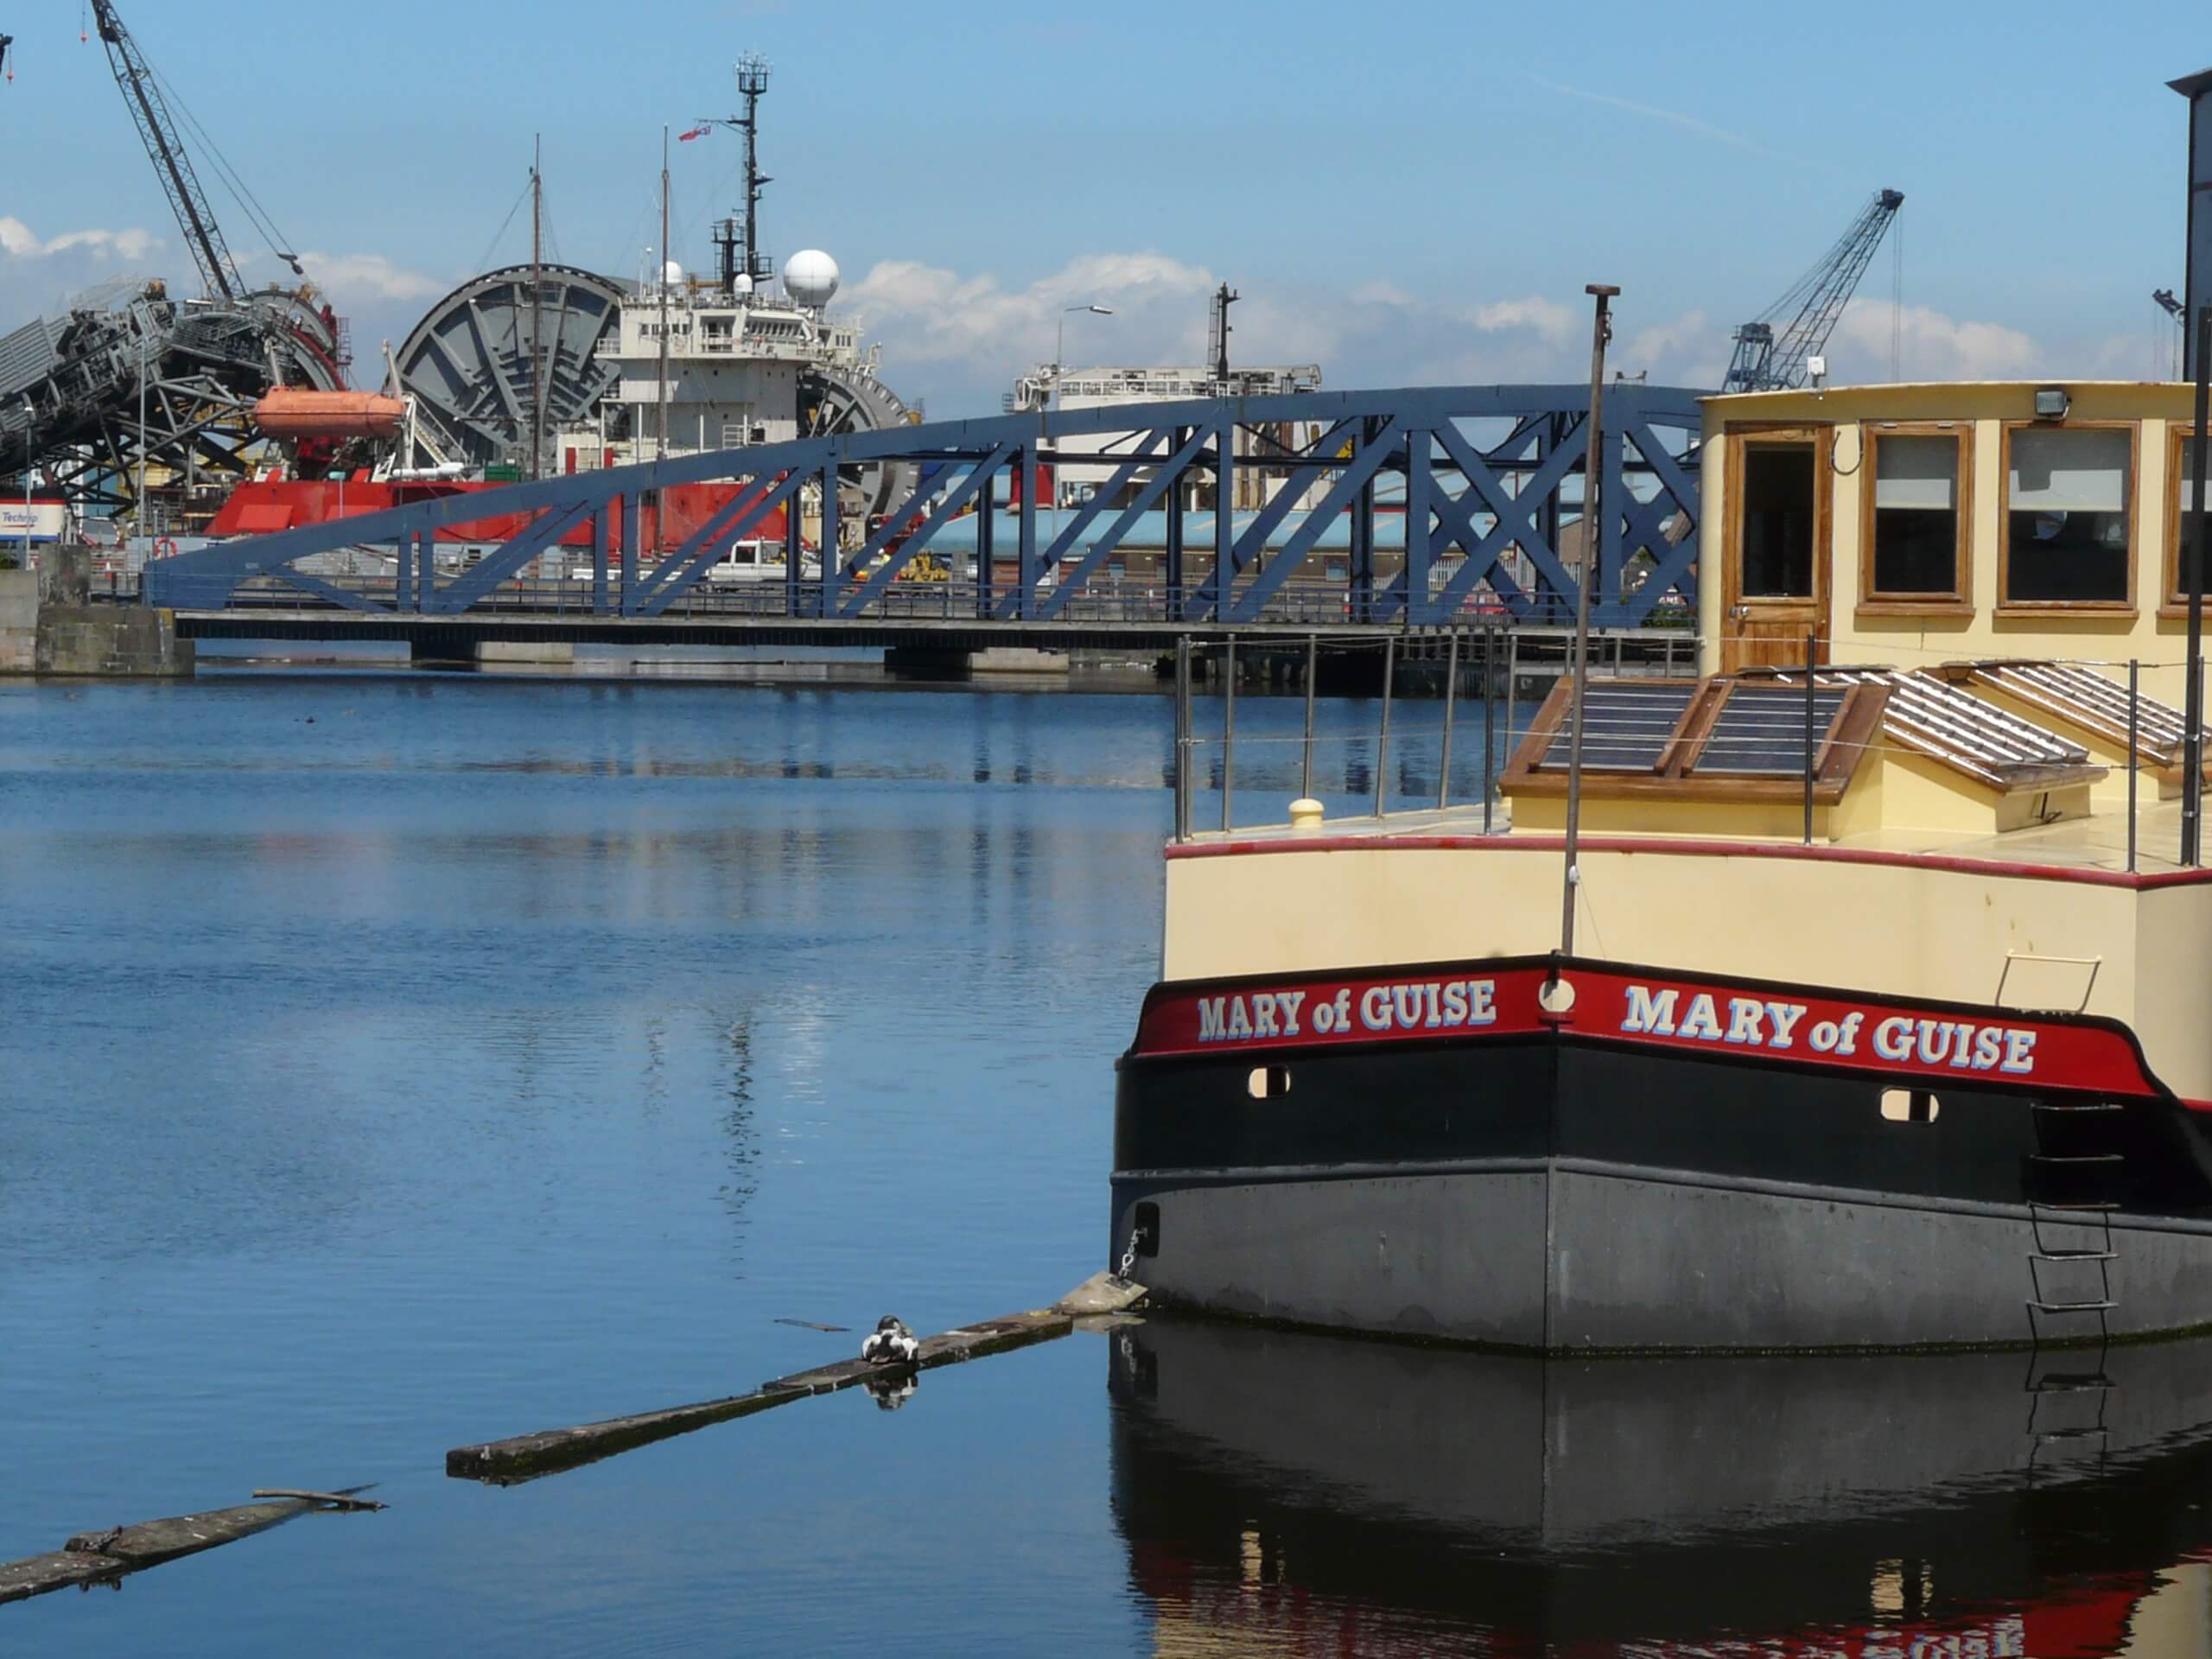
[89,0,302,301]
[1723,188,1904,392]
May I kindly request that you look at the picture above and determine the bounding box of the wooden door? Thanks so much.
[1721,425,1833,673]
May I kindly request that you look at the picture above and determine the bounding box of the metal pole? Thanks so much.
[1802,630,1817,846]
[1504,628,1519,771]
[1221,637,1236,833]
[1173,636,1192,842]
[137,329,148,544]
[1560,285,1618,959]
[1375,635,1395,817]
[2186,305,2212,865]
[1300,632,1317,799]
[1438,629,1459,810]
[21,404,31,569]
[2128,658,2140,874]
[1482,624,1497,833]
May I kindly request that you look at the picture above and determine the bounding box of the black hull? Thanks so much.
[1108,1315,2212,1656]
[1114,969,2212,1351]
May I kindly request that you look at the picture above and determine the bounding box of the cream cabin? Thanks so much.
[1699,382,2209,702]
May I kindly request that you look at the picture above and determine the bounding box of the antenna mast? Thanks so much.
[1209,283,1239,386]
[702,55,774,295]
[737,55,772,286]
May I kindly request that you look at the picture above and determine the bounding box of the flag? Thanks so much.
[678,124,712,142]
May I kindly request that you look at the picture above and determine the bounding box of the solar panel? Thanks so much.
[1694,684,1848,776]
[1556,682,1697,772]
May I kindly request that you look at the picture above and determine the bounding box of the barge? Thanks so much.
[1114,377,2212,1351]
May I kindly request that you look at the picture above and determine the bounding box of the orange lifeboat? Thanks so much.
[253,390,407,441]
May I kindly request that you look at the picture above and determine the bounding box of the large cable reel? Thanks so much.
[393,264,626,472]
[798,362,917,526]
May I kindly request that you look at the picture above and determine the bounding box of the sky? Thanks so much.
[0,0,2205,417]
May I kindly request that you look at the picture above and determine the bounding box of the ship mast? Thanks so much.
[658,124,670,474]
[529,134,543,480]
[1559,284,1618,963]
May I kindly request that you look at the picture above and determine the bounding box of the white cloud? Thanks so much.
[1351,279,1414,308]
[296,251,444,304]
[0,216,159,262]
[844,250,2073,416]
[1830,297,2037,380]
[1468,296,1577,347]
[849,251,1218,371]
[846,251,1745,414]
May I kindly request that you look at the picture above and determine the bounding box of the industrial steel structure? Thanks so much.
[144,382,1704,630]
[1,2,346,519]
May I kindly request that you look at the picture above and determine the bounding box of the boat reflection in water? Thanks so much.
[1108,1318,2212,1656]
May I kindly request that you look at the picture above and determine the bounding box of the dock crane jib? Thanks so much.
[1725,188,1905,392]
[88,0,249,301]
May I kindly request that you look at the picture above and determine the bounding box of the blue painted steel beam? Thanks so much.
[429,499,595,616]
[1195,416,1359,620]
[141,385,1706,626]
[840,442,1016,619]
[1227,416,1405,623]
[637,471,811,618]
[275,563,391,613]
[1030,427,1211,623]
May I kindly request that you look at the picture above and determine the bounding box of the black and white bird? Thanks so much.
[860,1314,920,1365]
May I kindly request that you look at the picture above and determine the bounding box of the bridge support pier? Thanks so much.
[474,640,577,669]
[884,644,1069,679]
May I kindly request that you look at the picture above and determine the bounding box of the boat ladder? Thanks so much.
[2024,1099,2124,1344]
[2023,1346,2115,1479]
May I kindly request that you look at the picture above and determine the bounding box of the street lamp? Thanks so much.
[1057,303,1114,375]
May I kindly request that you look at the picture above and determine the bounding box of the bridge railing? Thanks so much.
[143,384,1707,632]
[194,571,1639,630]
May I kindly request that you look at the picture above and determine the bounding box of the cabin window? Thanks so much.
[1739,442,1817,597]
[1863,429,1969,607]
[2001,425,2133,607]
[1247,1065,1291,1100]
[2164,426,2212,612]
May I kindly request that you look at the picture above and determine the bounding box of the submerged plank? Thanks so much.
[0,1498,314,1607]
[447,1306,1075,1485]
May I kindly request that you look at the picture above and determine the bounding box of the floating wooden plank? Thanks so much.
[446,1307,1074,1485]
[1,1495,346,1606]
[249,1489,386,1512]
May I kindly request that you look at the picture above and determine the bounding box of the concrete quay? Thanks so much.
[0,550,193,678]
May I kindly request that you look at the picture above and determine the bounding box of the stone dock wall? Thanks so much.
[0,550,194,678]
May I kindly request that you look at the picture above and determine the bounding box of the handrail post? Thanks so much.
[1375,634,1395,818]
[1482,623,1497,833]
[1300,632,1318,800]
[2127,658,2140,874]
[1438,628,1459,811]
[1173,636,1192,842]
[1802,628,1817,846]
[1221,635,1236,833]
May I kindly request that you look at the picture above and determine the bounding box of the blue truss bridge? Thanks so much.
[142,384,1704,653]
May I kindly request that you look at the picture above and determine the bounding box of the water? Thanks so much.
[0,669,2203,1656]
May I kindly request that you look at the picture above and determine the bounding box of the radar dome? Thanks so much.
[732,272,754,296]
[784,250,840,308]
[662,259,685,286]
